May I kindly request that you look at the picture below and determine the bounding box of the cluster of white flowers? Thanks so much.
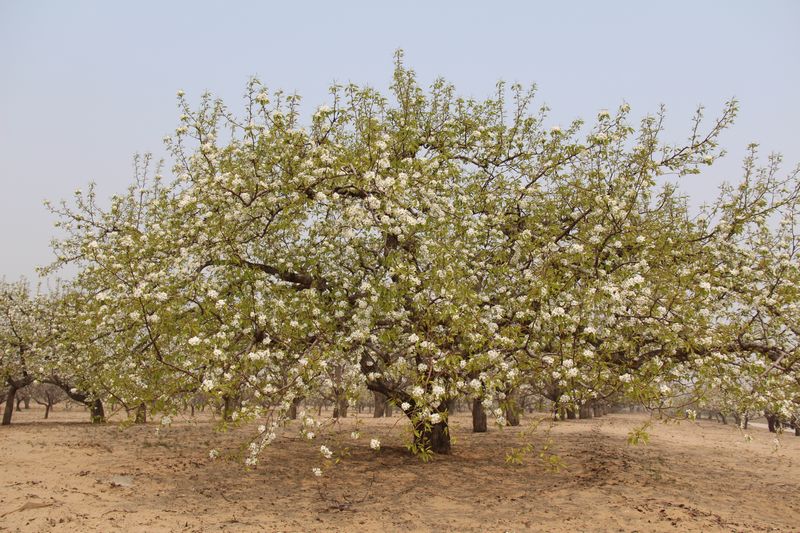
[320,445,333,459]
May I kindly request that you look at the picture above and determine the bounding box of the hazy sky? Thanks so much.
[1,0,798,280]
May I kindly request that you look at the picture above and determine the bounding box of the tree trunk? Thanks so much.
[565,407,577,420]
[90,399,105,423]
[504,395,521,426]
[288,398,302,420]
[23,397,30,409]
[373,391,387,418]
[44,403,51,419]
[414,420,451,454]
[333,397,348,419]
[472,399,487,433]
[767,415,776,433]
[15,396,23,411]
[135,403,147,424]
[579,403,594,419]
[222,395,234,421]
[2,387,17,425]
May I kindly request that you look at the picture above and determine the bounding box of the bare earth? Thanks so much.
[1,407,799,532]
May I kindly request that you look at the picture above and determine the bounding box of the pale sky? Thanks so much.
[1,0,798,280]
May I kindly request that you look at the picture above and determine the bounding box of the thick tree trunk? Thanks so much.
[767,415,776,433]
[472,399,487,433]
[2,387,17,425]
[579,403,594,419]
[565,407,577,420]
[135,403,147,424]
[414,420,451,454]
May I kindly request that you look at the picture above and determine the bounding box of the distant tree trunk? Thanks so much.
[373,391,387,418]
[719,412,727,425]
[504,394,521,426]
[90,399,105,423]
[222,395,234,421]
[566,407,577,420]
[23,397,30,409]
[15,396,23,411]
[472,399,487,433]
[2,387,17,425]
[579,403,594,419]
[288,397,302,420]
[135,403,147,424]
[333,397,348,419]
[44,403,51,419]
[593,403,604,417]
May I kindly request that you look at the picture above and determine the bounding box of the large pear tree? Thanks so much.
[45,55,800,458]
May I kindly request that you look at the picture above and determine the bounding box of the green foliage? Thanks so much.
[627,422,652,446]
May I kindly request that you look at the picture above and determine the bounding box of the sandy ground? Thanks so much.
[1,406,799,532]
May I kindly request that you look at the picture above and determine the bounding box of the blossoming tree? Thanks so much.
[43,54,800,460]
